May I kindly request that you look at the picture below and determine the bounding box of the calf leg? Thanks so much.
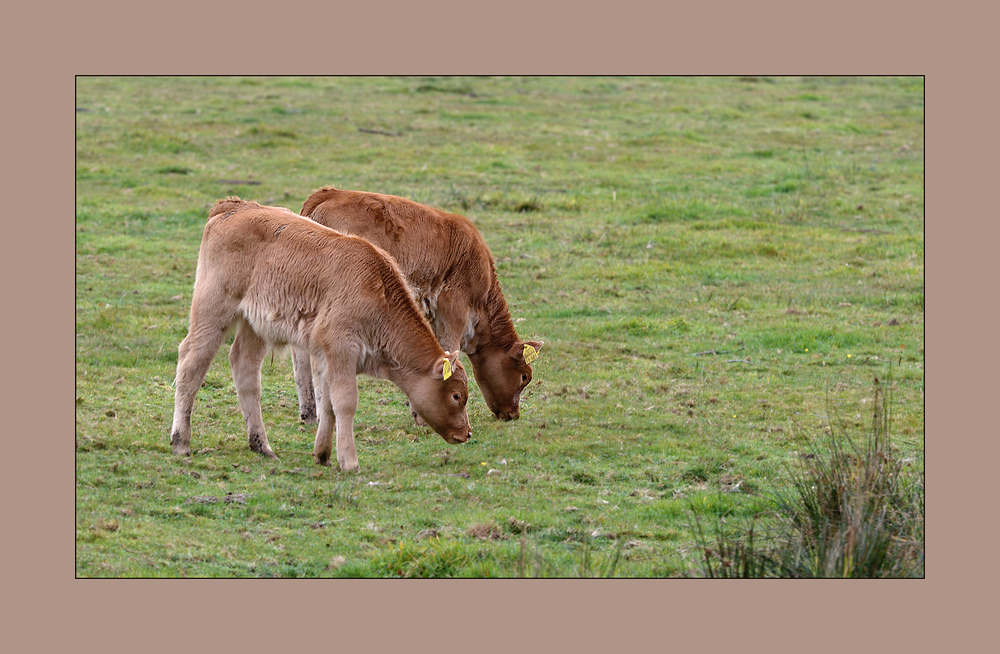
[311,353,335,466]
[292,347,317,424]
[311,353,325,424]
[411,288,466,427]
[311,351,360,472]
[331,375,360,472]
[170,318,231,456]
[430,288,467,355]
[229,319,278,459]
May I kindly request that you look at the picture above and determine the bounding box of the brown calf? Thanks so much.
[297,186,542,423]
[169,198,471,472]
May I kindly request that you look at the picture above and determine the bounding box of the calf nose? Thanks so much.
[497,408,519,421]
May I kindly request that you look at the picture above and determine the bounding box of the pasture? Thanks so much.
[75,76,924,577]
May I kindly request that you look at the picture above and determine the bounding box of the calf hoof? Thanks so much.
[170,432,191,457]
[300,401,317,424]
[248,433,278,459]
[338,458,360,473]
[314,452,332,467]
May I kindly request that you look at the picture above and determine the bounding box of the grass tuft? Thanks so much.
[693,375,924,578]
[773,375,924,577]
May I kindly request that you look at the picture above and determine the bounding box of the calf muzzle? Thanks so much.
[442,427,471,444]
[494,406,520,421]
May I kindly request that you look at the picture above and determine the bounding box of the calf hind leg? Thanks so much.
[229,320,278,459]
[170,324,230,456]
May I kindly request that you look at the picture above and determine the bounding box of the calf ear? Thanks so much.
[435,351,461,380]
[510,340,544,363]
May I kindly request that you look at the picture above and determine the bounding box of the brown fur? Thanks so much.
[169,198,470,472]
[299,186,542,421]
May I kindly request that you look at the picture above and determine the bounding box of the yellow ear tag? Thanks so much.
[523,344,538,364]
[442,358,452,380]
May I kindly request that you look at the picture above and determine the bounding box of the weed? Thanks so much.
[516,530,624,578]
[772,376,924,577]
[694,515,769,579]
[692,375,924,577]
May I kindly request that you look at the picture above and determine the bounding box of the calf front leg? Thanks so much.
[229,320,278,459]
[331,378,360,472]
[312,353,335,466]
[311,355,360,472]
[412,291,466,427]
[314,380,359,472]
[430,288,468,356]
[292,347,317,424]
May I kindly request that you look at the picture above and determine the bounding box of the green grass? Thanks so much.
[76,76,924,577]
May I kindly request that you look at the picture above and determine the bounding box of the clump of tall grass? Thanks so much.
[516,530,624,578]
[695,376,924,578]
[695,516,769,579]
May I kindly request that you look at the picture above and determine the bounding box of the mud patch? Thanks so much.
[467,522,503,540]
[185,492,250,505]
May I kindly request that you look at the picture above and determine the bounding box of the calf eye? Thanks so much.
[453,393,462,402]
[521,374,528,383]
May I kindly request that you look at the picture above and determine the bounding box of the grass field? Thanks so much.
[75,76,924,577]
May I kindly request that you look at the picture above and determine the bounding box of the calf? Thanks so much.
[297,186,542,423]
[169,198,471,472]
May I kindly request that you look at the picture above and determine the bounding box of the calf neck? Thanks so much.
[169,198,470,472]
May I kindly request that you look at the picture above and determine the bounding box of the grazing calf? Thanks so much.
[297,186,542,423]
[169,198,471,472]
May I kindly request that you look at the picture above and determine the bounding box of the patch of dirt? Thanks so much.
[467,523,503,540]
[630,488,658,500]
[185,492,249,505]
[97,518,120,532]
[507,517,530,534]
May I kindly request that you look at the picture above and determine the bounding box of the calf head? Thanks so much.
[471,340,543,421]
[408,351,472,444]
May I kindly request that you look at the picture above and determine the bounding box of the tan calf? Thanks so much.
[297,186,542,423]
[169,198,471,472]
